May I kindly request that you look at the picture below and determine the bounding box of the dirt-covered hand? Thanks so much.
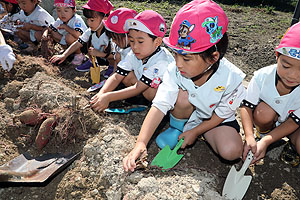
[50,54,66,64]
[88,47,97,57]
[123,142,147,172]
[21,23,32,31]
[0,44,16,71]
[90,93,110,112]
[57,24,67,30]
[178,130,198,149]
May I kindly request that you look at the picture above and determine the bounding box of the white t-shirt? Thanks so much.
[78,29,111,51]
[17,5,54,27]
[244,64,300,125]
[116,47,175,88]
[153,57,246,130]
[49,14,87,36]
[0,12,22,32]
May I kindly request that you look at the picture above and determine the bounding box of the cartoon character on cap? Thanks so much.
[240,22,300,166]
[90,9,174,116]
[123,0,246,173]
[164,0,228,55]
[201,16,223,43]
[177,20,196,49]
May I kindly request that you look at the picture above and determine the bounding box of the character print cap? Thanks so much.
[103,8,137,34]
[54,0,75,7]
[82,0,113,14]
[163,0,228,54]
[125,10,167,38]
[275,22,300,60]
[3,0,18,4]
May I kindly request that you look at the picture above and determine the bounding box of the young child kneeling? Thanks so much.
[241,22,300,167]
[123,0,246,172]
[41,0,87,62]
[90,10,174,112]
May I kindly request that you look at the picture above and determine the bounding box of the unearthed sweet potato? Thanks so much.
[15,108,43,125]
[35,117,56,149]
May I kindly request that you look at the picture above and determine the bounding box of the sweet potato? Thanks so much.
[35,117,56,149]
[16,109,43,125]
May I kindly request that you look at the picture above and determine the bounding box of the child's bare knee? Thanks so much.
[220,143,242,161]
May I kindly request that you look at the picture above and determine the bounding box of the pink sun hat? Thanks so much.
[103,8,137,34]
[163,0,228,54]
[82,0,113,14]
[275,22,300,60]
[3,0,18,4]
[125,10,167,38]
[54,0,75,7]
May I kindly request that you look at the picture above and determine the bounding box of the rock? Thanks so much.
[90,189,99,196]
[137,177,159,193]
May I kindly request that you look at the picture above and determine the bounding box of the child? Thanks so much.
[240,22,300,166]
[49,0,113,67]
[0,0,21,38]
[87,7,137,91]
[123,0,246,172]
[14,0,54,49]
[0,31,16,71]
[42,0,87,64]
[90,10,174,112]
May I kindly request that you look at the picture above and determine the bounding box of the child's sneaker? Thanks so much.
[87,80,106,92]
[104,65,114,78]
[71,53,86,65]
[280,141,300,167]
[75,59,93,72]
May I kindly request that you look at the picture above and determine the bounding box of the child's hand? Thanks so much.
[21,23,32,31]
[49,54,66,64]
[178,130,198,148]
[123,142,147,172]
[57,24,67,30]
[90,93,110,112]
[252,139,268,163]
[88,47,98,57]
[243,136,257,161]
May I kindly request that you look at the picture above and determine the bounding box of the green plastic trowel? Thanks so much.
[151,138,184,170]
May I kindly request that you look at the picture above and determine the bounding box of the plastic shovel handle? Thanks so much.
[237,151,254,179]
[126,106,147,113]
[171,138,184,154]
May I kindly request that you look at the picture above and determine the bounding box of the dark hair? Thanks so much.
[129,29,157,41]
[83,8,105,19]
[105,29,126,44]
[197,32,229,70]
[0,0,20,15]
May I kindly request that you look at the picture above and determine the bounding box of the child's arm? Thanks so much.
[57,24,81,39]
[91,80,149,112]
[178,112,225,148]
[21,23,44,31]
[88,47,112,59]
[123,106,165,172]
[240,106,257,160]
[254,117,299,162]
[50,40,83,64]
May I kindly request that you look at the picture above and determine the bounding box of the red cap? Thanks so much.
[275,22,300,60]
[125,10,166,38]
[82,0,114,14]
[3,0,18,4]
[54,0,75,7]
[103,8,137,34]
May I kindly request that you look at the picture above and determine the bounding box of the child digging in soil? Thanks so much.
[41,0,87,60]
[0,0,21,39]
[123,0,246,172]
[87,7,138,91]
[90,10,174,112]
[240,22,300,167]
[50,0,114,68]
[14,0,54,51]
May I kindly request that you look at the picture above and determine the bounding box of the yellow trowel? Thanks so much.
[90,56,100,84]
